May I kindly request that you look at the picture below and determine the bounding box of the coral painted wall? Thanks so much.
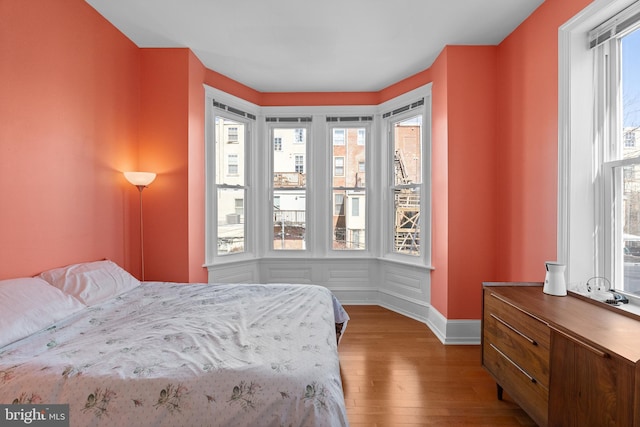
[138,49,207,283]
[443,46,499,319]
[0,0,140,279]
[495,0,591,280]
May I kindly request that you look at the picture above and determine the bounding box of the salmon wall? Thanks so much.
[138,48,207,283]
[444,46,498,319]
[495,0,591,281]
[0,0,140,279]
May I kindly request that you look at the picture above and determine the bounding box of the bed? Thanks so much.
[0,260,350,427]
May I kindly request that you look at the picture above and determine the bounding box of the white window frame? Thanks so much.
[328,122,371,253]
[268,122,311,253]
[379,86,432,266]
[559,0,640,303]
[204,87,257,265]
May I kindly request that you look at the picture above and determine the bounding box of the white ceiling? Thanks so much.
[86,0,544,93]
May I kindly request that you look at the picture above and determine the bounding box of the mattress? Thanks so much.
[0,282,350,427]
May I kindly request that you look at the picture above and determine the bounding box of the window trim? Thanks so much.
[559,0,640,300]
[204,87,258,265]
[377,88,431,266]
[268,122,311,253]
[328,122,372,253]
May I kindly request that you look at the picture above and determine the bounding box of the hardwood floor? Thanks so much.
[338,305,537,427]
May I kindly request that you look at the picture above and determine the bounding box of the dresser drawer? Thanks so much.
[483,300,550,388]
[484,340,549,427]
[485,290,550,351]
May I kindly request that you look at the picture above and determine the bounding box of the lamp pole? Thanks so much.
[124,171,156,281]
[136,185,146,281]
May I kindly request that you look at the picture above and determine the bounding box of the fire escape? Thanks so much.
[394,150,420,253]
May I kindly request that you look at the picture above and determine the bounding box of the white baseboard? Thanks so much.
[426,306,481,345]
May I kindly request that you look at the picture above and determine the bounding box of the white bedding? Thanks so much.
[0,282,349,427]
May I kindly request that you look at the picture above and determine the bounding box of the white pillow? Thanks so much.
[0,277,86,348]
[39,260,140,306]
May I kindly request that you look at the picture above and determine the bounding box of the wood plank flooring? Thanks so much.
[338,305,537,427]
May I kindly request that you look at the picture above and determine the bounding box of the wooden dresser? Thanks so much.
[482,283,640,427]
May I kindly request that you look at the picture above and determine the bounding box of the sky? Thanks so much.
[623,27,640,127]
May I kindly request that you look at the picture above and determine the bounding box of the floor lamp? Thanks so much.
[124,171,156,281]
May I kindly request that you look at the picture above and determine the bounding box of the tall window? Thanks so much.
[390,114,422,256]
[274,137,282,151]
[603,24,640,296]
[272,126,308,250]
[215,115,247,255]
[331,126,367,250]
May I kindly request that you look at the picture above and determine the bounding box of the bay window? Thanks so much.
[205,85,431,269]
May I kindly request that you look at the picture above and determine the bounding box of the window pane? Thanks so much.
[273,127,306,250]
[622,27,640,161]
[394,188,420,255]
[619,27,640,293]
[331,127,366,250]
[394,116,422,184]
[215,115,247,257]
[393,115,422,255]
[217,188,244,255]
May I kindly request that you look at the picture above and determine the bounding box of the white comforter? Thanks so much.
[0,283,349,427]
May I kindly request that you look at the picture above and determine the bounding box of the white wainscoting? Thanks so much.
[207,258,481,344]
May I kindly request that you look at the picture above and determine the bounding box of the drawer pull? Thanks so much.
[490,313,538,346]
[490,343,537,384]
[550,326,609,358]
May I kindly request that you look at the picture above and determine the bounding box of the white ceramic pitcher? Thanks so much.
[543,262,567,296]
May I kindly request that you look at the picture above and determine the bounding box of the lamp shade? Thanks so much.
[124,171,156,187]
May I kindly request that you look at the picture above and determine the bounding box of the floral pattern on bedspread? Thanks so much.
[0,283,349,427]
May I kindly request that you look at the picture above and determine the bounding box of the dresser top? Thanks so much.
[483,283,640,363]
